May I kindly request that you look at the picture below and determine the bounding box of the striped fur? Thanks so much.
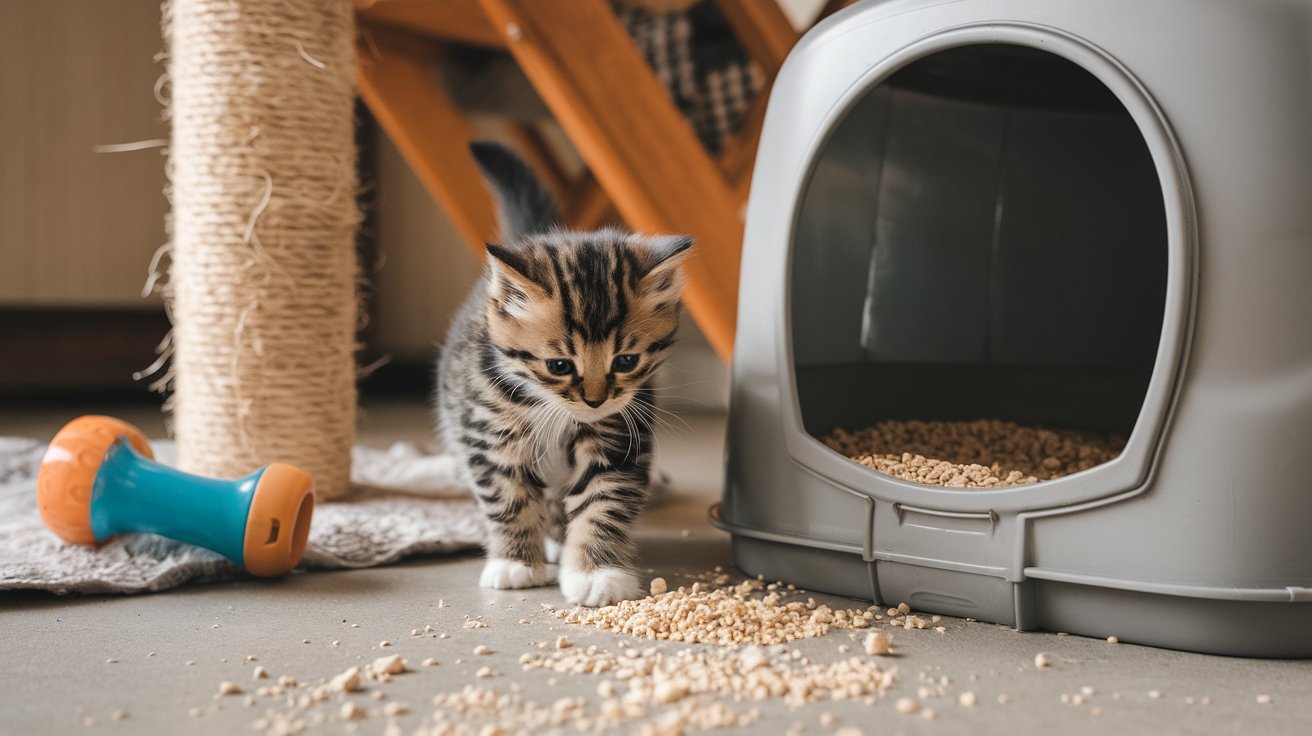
[436,142,691,606]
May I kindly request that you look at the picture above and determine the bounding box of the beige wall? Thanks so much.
[0,0,168,307]
[370,131,485,360]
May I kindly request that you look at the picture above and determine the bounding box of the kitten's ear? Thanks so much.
[638,235,693,281]
[485,243,548,295]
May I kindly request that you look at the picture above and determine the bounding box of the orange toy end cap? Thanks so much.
[36,416,153,545]
[242,463,315,577]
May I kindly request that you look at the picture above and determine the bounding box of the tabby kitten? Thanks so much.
[437,142,691,606]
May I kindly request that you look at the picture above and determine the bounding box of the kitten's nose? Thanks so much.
[583,396,606,409]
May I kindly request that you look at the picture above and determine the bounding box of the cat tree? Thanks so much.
[164,0,360,498]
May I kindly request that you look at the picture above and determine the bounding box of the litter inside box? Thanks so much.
[821,419,1124,488]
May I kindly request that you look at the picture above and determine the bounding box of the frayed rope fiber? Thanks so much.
[164,0,361,498]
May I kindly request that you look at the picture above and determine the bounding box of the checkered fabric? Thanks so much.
[617,1,767,155]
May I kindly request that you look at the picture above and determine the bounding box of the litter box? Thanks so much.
[713,0,1312,657]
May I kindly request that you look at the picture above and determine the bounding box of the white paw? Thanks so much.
[479,558,550,589]
[545,538,562,564]
[560,567,641,607]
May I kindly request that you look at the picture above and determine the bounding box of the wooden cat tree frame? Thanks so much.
[355,0,855,361]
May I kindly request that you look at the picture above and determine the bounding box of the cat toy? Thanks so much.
[36,416,315,577]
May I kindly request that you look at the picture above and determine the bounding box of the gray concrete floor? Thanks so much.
[3,400,1311,735]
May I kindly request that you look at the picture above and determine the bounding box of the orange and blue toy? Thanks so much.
[36,416,315,577]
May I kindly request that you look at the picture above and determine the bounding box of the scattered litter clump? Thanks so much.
[1256,694,1273,704]
[217,682,243,697]
[556,578,880,645]
[822,419,1125,488]
[328,667,362,693]
[649,577,668,596]
[252,666,269,681]
[1034,653,1053,668]
[895,697,919,715]
[371,655,408,676]
[340,702,365,720]
[520,642,895,708]
[863,632,892,656]
[425,685,757,735]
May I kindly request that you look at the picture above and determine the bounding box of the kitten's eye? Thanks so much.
[612,354,639,373]
[545,359,575,376]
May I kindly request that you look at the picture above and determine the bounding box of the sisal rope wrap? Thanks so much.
[164,0,360,498]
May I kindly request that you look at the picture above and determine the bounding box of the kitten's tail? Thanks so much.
[469,141,562,242]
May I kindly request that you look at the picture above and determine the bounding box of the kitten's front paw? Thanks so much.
[479,558,550,589]
[560,567,640,607]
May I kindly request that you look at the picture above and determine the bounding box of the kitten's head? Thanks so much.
[483,229,691,423]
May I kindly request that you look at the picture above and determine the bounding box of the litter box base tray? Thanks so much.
[713,505,1312,659]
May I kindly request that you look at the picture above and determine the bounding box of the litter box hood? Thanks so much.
[716,0,1312,657]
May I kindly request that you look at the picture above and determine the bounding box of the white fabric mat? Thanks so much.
[0,438,486,594]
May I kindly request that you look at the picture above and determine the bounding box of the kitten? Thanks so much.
[437,141,691,606]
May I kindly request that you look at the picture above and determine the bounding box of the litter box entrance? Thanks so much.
[789,44,1168,487]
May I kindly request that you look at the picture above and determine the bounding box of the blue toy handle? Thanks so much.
[90,440,264,566]
[37,415,315,577]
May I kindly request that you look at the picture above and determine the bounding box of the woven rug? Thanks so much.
[0,438,486,594]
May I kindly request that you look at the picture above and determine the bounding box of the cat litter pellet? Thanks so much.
[863,632,892,656]
[371,655,408,676]
[823,419,1124,488]
[340,702,365,720]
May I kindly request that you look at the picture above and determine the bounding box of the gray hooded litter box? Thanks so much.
[714,0,1312,657]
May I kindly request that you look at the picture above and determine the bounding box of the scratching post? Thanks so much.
[165,0,360,498]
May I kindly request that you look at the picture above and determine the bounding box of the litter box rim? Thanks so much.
[760,20,1198,514]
